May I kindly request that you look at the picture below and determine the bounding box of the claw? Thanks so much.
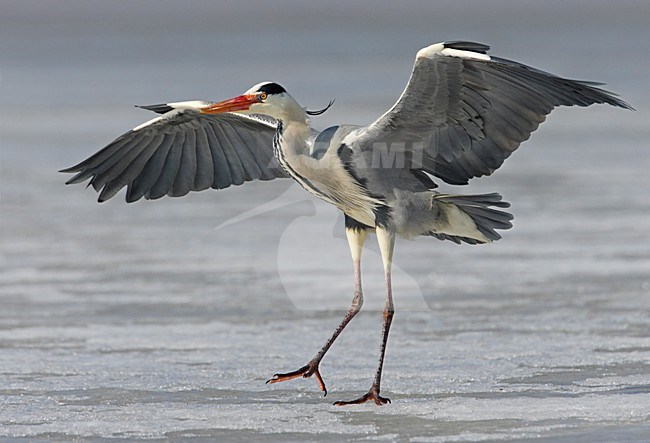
[333,388,390,406]
[266,363,328,396]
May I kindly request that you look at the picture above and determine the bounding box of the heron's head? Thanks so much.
[201,82,300,122]
[201,81,332,123]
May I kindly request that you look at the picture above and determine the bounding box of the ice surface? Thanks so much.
[1,1,649,441]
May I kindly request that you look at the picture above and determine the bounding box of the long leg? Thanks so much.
[335,227,395,406]
[266,221,368,395]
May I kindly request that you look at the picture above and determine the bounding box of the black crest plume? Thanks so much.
[306,99,335,116]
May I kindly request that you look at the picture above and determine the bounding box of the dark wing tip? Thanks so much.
[443,41,491,54]
[570,80,634,110]
[605,94,634,111]
[488,55,634,111]
[603,91,635,111]
[59,165,78,174]
[136,103,174,114]
[60,164,93,182]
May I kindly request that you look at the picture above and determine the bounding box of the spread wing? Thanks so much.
[61,107,288,202]
[353,41,632,185]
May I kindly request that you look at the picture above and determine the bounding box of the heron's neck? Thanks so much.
[275,119,310,160]
[271,93,309,127]
[270,97,316,179]
[274,119,338,207]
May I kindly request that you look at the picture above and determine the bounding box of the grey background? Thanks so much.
[1,1,649,441]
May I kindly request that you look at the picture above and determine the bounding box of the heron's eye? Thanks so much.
[259,92,268,101]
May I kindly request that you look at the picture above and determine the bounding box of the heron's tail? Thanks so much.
[429,193,514,245]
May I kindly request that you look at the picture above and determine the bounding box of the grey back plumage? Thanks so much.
[61,111,288,202]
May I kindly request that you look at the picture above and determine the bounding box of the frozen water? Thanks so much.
[1,1,649,441]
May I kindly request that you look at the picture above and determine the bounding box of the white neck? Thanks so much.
[277,119,311,161]
[278,100,308,126]
[268,94,311,162]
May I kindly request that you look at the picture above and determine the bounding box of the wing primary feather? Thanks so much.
[450,124,473,152]
[482,69,554,114]
[89,132,148,192]
[436,128,457,163]
[209,121,245,186]
[230,122,274,178]
[252,133,280,179]
[430,160,470,185]
[455,149,489,178]
[60,131,137,174]
[148,132,185,200]
[466,141,503,171]
[99,133,164,202]
[192,127,214,191]
[222,122,263,180]
[203,123,233,189]
[489,56,632,109]
[171,129,197,197]
[127,132,176,202]
[485,102,531,142]
[75,132,146,189]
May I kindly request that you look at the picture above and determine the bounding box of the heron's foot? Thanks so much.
[333,387,390,406]
[266,362,328,396]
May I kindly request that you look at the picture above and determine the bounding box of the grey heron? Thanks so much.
[61,41,631,406]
